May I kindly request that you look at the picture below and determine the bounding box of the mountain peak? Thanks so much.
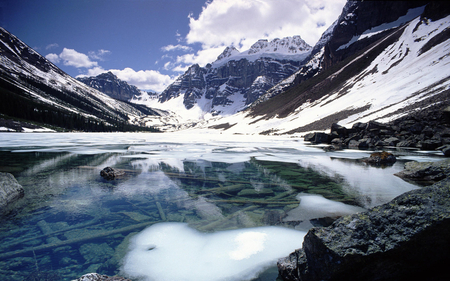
[247,36,311,55]
[216,46,240,61]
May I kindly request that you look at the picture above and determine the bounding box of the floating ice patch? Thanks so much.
[121,223,306,281]
[284,193,365,223]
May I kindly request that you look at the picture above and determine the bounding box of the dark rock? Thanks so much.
[396,140,415,148]
[440,145,450,156]
[394,159,450,182]
[278,177,450,281]
[100,167,125,180]
[322,145,336,152]
[383,137,400,146]
[351,122,366,130]
[330,123,347,137]
[421,126,434,137]
[0,172,25,210]
[71,273,132,281]
[421,139,442,150]
[347,139,360,149]
[363,151,396,165]
[303,132,331,144]
[303,133,315,142]
[356,138,370,149]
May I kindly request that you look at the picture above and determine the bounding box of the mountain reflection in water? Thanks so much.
[0,132,439,281]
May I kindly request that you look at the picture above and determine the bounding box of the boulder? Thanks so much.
[394,159,450,182]
[396,140,415,148]
[72,273,131,281]
[383,137,400,146]
[330,123,347,137]
[420,139,442,150]
[363,151,396,165]
[303,132,331,144]
[100,167,125,180]
[0,172,24,211]
[438,144,450,156]
[278,177,450,281]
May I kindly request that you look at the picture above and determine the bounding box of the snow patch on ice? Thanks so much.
[121,222,306,281]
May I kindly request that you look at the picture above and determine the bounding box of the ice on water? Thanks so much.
[0,132,430,281]
[122,223,306,281]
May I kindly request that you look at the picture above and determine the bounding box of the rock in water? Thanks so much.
[278,177,450,281]
[363,151,396,165]
[394,159,450,182]
[0,172,24,211]
[100,167,125,180]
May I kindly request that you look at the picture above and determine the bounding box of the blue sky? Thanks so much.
[1,0,346,92]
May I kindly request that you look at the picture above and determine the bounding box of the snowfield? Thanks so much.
[139,13,450,135]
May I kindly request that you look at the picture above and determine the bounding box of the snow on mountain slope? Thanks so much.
[132,36,312,121]
[213,36,312,67]
[337,5,426,51]
[0,27,157,128]
[198,13,450,135]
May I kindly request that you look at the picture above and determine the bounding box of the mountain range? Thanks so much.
[1,1,449,134]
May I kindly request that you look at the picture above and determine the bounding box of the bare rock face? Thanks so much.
[0,172,24,211]
[77,72,142,102]
[278,177,450,281]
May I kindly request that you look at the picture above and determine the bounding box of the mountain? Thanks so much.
[132,36,312,119]
[0,27,162,132]
[199,1,450,135]
[77,71,142,102]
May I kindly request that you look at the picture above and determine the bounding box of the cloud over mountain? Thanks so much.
[179,0,346,67]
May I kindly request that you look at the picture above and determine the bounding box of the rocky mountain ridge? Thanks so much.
[77,72,142,102]
[0,27,161,132]
[132,36,312,117]
[196,1,450,135]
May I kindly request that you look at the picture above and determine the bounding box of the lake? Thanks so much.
[0,132,442,281]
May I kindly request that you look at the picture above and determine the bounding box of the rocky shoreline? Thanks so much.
[277,160,450,281]
[304,104,450,155]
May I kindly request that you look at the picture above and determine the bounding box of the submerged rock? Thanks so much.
[277,177,450,281]
[100,167,125,180]
[72,273,131,281]
[0,172,24,211]
[394,159,450,182]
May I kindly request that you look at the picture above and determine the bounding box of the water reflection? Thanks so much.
[0,132,437,281]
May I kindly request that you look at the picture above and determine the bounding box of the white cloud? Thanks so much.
[109,67,176,92]
[45,53,60,64]
[77,66,175,92]
[176,46,225,66]
[161,44,193,52]
[181,0,346,67]
[45,43,59,50]
[88,49,111,60]
[84,66,107,77]
[59,48,98,68]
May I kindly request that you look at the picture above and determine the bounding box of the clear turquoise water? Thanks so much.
[0,132,439,281]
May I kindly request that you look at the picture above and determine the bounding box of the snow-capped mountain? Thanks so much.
[132,36,312,119]
[0,27,162,131]
[77,71,143,102]
[199,1,450,135]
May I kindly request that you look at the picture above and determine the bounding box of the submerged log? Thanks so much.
[156,201,166,221]
[0,221,156,260]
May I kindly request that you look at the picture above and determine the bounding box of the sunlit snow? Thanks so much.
[121,223,306,281]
